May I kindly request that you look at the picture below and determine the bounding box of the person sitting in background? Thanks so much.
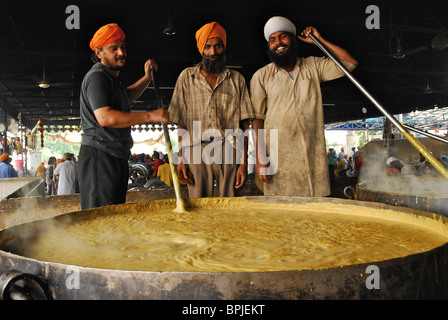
[382,156,404,175]
[345,156,357,178]
[0,153,18,178]
[130,153,150,169]
[346,156,353,170]
[151,151,165,178]
[35,162,46,180]
[157,155,173,187]
[416,153,431,175]
[442,156,448,169]
[334,157,346,178]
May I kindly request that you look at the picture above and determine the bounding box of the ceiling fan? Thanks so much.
[12,63,75,91]
[393,36,429,59]
[38,65,50,89]
[431,31,448,50]
[370,30,448,60]
[37,63,76,89]
[422,80,446,95]
[369,34,430,59]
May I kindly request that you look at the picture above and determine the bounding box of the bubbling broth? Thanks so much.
[1,200,448,272]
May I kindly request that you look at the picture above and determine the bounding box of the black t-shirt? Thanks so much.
[80,63,133,159]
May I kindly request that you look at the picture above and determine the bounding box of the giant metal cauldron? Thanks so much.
[0,196,447,300]
[356,184,448,218]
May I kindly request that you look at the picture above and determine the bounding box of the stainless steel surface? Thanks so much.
[0,177,45,200]
[356,184,448,217]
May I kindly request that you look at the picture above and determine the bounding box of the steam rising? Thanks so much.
[359,148,448,198]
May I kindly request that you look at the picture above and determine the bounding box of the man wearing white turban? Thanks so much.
[250,17,357,197]
[263,16,297,42]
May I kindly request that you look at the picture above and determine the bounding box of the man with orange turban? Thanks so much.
[0,153,18,178]
[195,21,227,56]
[79,23,169,210]
[169,22,255,198]
[89,23,126,52]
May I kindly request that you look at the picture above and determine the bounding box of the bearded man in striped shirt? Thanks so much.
[169,22,255,198]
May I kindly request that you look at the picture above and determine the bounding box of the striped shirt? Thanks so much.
[169,64,254,147]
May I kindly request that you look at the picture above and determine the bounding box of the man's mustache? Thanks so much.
[204,55,218,60]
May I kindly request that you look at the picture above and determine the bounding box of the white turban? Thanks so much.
[386,156,403,166]
[264,16,296,41]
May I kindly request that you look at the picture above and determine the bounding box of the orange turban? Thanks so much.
[0,153,9,162]
[90,23,125,51]
[195,22,227,55]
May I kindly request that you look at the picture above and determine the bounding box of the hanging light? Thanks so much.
[393,37,406,59]
[38,82,50,89]
[39,62,50,88]
[163,10,177,36]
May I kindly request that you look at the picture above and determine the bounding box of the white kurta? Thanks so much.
[250,57,356,197]
[54,161,78,195]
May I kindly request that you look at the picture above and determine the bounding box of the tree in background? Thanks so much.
[34,136,80,161]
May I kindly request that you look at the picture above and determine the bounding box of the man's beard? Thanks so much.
[202,53,226,74]
[267,38,299,69]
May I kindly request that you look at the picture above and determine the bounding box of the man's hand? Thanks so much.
[127,58,158,103]
[235,163,247,189]
[177,157,188,181]
[148,108,169,124]
[144,59,158,77]
[297,26,358,66]
[297,26,321,44]
[256,153,271,184]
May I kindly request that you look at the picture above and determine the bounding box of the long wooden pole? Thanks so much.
[151,68,187,213]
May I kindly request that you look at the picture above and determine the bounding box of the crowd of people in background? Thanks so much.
[3,144,446,198]
[129,151,172,186]
[327,145,448,181]
[327,146,363,180]
[41,153,79,196]
[1,148,174,196]
[0,151,80,196]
